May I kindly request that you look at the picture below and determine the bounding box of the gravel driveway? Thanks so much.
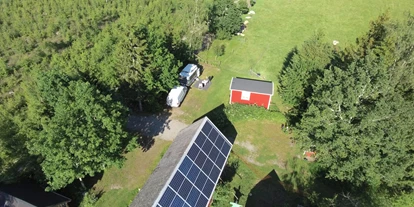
[126,112,188,141]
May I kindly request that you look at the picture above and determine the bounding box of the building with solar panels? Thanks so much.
[130,117,233,207]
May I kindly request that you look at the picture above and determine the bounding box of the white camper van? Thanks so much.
[166,86,188,107]
[179,64,200,86]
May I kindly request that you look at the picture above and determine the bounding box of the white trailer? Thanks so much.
[166,86,188,107]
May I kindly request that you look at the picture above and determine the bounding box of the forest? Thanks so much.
[279,14,414,206]
[1,0,413,206]
[0,0,245,190]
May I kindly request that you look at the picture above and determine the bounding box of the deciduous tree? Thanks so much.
[287,15,414,189]
[25,70,130,190]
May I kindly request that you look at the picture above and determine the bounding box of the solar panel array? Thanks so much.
[156,120,232,207]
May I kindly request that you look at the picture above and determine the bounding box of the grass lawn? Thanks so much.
[184,0,413,117]
[178,0,413,206]
[92,140,171,207]
[90,1,412,206]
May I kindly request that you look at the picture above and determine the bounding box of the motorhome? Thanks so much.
[179,64,200,87]
[166,86,188,107]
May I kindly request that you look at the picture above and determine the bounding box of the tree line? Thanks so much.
[0,0,247,190]
[279,14,414,206]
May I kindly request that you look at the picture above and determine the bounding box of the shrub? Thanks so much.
[239,2,249,14]
[250,0,256,7]
[213,44,226,57]
[224,103,285,123]
[79,192,98,207]
[216,29,232,40]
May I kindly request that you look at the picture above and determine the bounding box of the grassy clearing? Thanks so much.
[232,120,293,165]
[93,140,171,207]
[90,1,412,206]
[181,0,413,206]
[196,0,412,112]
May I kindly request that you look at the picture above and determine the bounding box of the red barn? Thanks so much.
[229,77,274,109]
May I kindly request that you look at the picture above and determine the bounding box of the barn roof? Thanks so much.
[230,77,273,95]
[130,117,232,207]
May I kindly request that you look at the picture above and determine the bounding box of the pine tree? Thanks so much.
[279,33,333,107]
[292,15,414,188]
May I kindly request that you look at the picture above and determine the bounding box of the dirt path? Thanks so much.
[126,110,188,141]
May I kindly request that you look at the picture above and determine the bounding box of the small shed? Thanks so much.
[229,77,274,109]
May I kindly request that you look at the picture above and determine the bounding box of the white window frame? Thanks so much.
[241,91,251,100]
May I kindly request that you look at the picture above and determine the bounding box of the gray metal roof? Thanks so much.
[230,77,274,95]
[130,118,206,207]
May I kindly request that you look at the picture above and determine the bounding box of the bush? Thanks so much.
[239,4,249,14]
[216,29,232,40]
[224,103,285,123]
[79,192,98,207]
[213,44,226,57]
[250,0,256,7]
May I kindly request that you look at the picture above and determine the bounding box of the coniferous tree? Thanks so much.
[282,14,414,189]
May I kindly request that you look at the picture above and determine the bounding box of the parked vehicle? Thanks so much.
[166,86,188,107]
[179,64,200,87]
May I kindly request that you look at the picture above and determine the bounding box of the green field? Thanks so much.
[91,140,171,207]
[92,0,412,206]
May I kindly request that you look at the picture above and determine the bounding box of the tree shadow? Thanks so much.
[83,172,104,190]
[125,109,173,151]
[246,169,302,207]
[192,104,237,144]
[195,33,215,53]
[44,41,72,52]
[233,185,244,203]
[220,155,240,184]
[280,157,342,206]
[58,173,105,207]
[280,47,298,78]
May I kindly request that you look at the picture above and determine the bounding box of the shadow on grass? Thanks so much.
[193,104,242,203]
[279,157,340,207]
[126,109,173,151]
[58,175,104,207]
[193,104,238,144]
[221,155,241,184]
[246,169,304,207]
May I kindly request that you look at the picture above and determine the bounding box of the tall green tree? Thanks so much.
[288,14,414,188]
[0,0,220,185]
[210,0,243,39]
[25,70,130,190]
[298,55,413,187]
[0,111,30,182]
[279,33,333,107]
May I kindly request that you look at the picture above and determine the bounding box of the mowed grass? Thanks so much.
[90,1,412,206]
[93,140,171,207]
[196,0,412,111]
[178,0,413,206]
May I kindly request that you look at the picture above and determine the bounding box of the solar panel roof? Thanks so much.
[130,117,233,207]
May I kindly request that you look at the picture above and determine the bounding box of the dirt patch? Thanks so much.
[235,140,265,166]
[267,159,287,169]
[235,140,256,152]
[126,112,187,141]
[245,157,265,166]
[110,184,122,190]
